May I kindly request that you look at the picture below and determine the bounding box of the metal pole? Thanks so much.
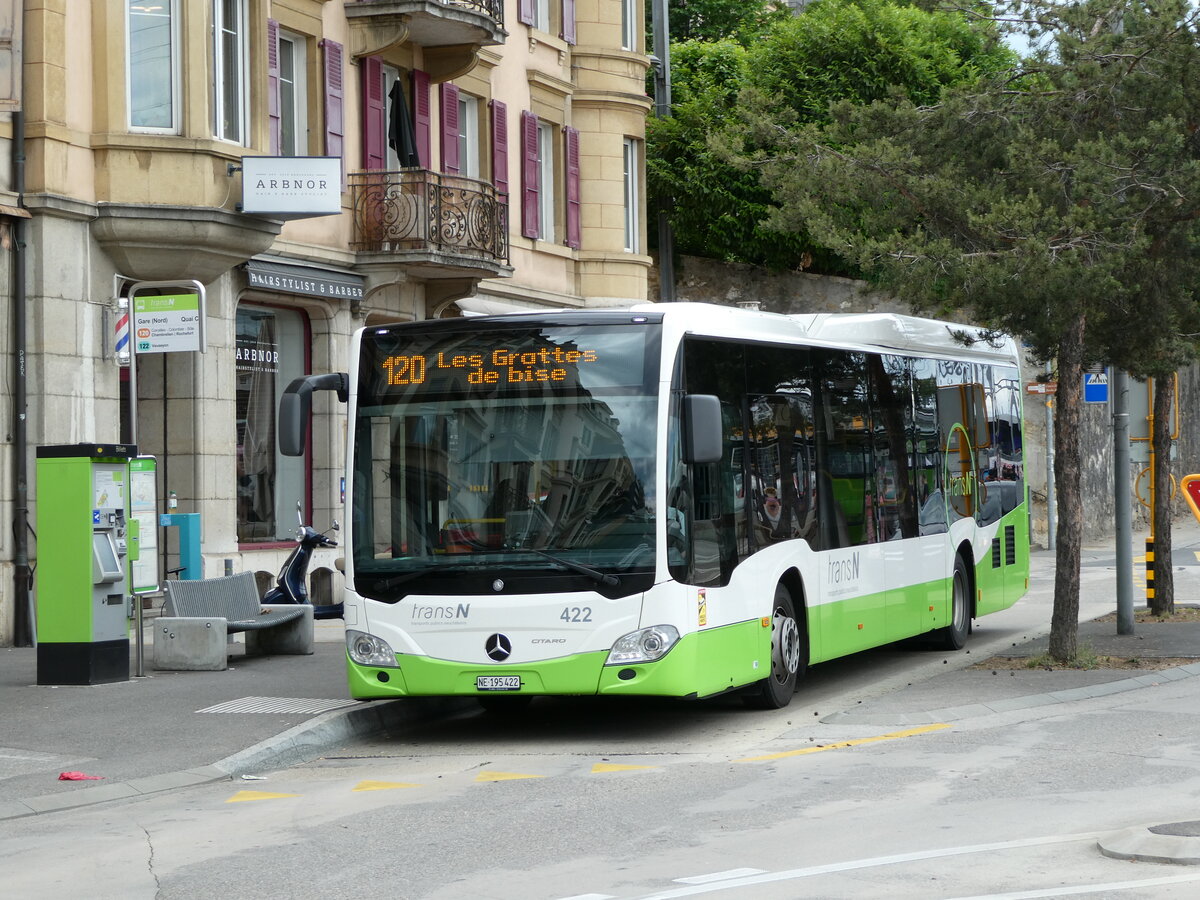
[11,108,31,647]
[1113,368,1134,635]
[1146,377,1156,608]
[650,0,676,302]
[1045,362,1056,552]
[127,297,143,676]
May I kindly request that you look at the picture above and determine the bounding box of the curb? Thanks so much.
[0,696,473,822]
[1100,821,1200,865]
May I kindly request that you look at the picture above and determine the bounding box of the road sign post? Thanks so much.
[124,280,206,676]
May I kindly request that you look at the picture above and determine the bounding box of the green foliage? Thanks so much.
[649,0,1015,272]
[665,0,791,44]
[742,0,1200,376]
[747,0,1015,119]
[648,39,818,269]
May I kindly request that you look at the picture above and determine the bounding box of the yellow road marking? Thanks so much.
[475,770,545,782]
[735,723,951,762]
[591,762,656,774]
[225,790,300,803]
[352,780,421,792]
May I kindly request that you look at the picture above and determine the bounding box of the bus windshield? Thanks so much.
[351,320,661,598]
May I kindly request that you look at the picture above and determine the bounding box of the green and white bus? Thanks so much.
[281,302,1028,709]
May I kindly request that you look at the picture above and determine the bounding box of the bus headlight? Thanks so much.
[606,625,680,665]
[347,630,398,667]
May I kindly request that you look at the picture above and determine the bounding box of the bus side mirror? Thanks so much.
[682,394,723,465]
[279,373,349,457]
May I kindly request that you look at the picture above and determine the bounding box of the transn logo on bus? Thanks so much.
[409,603,471,621]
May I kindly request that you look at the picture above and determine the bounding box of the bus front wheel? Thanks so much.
[745,584,805,709]
[934,555,970,651]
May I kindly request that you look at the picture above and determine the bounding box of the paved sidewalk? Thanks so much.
[3,523,1200,823]
[0,617,464,821]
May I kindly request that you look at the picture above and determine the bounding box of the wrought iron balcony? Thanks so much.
[350,169,510,275]
[347,2,506,68]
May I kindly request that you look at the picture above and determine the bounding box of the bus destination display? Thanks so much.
[381,346,601,387]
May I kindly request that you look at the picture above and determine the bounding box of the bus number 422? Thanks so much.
[561,607,592,623]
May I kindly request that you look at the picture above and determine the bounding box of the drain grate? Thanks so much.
[197,696,358,715]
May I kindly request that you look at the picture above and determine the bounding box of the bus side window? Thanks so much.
[873,357,916,542]
[814,349,871,548]
[911,360,945,535]
[747,394,816,550]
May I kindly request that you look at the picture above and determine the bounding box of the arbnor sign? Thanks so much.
[240,156,341,217]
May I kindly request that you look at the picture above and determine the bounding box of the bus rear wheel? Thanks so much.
[745,584,805,709]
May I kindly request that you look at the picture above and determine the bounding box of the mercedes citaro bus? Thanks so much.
[280,303,1028,709]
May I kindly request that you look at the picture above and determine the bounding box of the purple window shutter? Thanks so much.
[412,69,431,169]
[564,126,581,249]
[267,19,281,154]
[521,110,540,239]
[491,100,509,195]
[561,0,577,45]
[322,39,344,160]
[440,83,460,174]
[362,56,385,169]
[519,0,534,26]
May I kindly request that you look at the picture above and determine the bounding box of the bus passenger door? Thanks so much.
[876,356,944,641]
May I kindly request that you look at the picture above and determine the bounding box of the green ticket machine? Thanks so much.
[35,443,140,685]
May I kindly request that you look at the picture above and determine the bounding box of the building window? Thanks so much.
[127,0,178,132]
[621,0,637,51]
[278,29,308,155]
[382,63,404,169]
[236,304,308,543]
[214,0,248,144]
[537,120,556,242]
[624,137,639,252]
[534,0,551,30]
[459,93,480,179]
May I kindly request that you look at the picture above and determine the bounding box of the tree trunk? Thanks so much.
[1150,375,1175,616]
[1048,310,1085,663]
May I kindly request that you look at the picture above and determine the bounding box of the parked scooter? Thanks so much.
[262,502,342,619]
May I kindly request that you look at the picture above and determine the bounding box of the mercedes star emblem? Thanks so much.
[485,633,513,662]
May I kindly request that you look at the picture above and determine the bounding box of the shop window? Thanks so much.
[236,304,308,542]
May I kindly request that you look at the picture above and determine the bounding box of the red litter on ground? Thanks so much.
[58,771,103,781]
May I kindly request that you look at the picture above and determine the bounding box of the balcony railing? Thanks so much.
[446,0,504,20]
[350,169,509,267]
[356,0,503,18]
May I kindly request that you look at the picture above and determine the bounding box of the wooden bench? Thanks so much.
[152,572,314,671]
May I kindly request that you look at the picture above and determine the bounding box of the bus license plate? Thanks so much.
[476,675,521,691]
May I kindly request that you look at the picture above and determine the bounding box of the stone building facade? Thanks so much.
[0,0,651,645]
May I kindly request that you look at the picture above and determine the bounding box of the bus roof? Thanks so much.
[624,302,1020,366]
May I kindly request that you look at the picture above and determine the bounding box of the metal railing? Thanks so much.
[350,169,509,265]
[355,0,504,27]
[449,0,504,21]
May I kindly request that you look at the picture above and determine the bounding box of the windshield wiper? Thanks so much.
[530,549,619,587]
[359,563,485,595]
